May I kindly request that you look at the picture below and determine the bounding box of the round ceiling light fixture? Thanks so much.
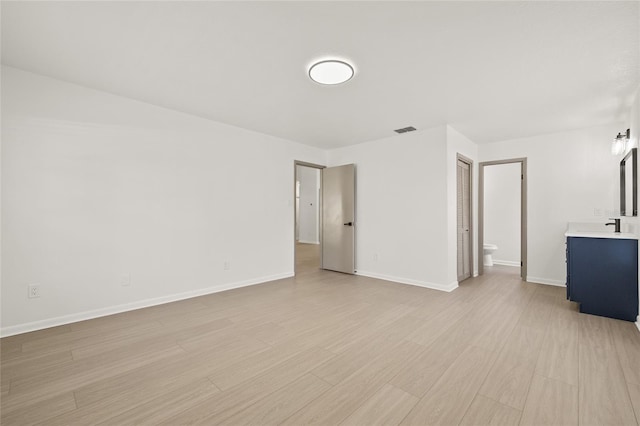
[308,60,354,85]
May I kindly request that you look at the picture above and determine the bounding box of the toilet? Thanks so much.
[483,244,498,266]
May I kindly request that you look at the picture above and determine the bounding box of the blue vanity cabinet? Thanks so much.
[566,236,638,322]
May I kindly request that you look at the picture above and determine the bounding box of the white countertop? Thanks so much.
[565,231,638,240]
[566,221,639,240]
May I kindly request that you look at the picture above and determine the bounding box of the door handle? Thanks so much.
[343,222,353,226]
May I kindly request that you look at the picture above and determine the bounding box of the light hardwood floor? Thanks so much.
[2,247,640,425]
[295,241,321,274]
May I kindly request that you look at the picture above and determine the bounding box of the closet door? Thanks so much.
[457,159,471,282]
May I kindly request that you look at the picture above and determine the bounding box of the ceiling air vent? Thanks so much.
[394,126,417,134]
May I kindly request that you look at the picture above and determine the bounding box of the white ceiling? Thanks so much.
[2,1,639,148]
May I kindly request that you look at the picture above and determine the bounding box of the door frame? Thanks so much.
[478,158,528,280]
[457,154,474,282]
[294,161,326,275]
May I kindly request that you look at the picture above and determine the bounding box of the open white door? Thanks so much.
[322,164,355,274]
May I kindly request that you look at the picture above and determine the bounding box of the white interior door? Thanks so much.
[322,164,355,274]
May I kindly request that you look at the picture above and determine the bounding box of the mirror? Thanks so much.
[621,148,637,216]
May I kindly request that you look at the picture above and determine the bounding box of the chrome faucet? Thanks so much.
[605,218,621,233]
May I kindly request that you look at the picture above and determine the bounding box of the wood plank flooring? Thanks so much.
[2,244,640,425]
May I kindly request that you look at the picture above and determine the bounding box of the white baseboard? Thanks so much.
[0,272,294,337]
[297,240,319,245]
[492,260,521,267]
[636,316,640,333]
[356,270,458,293]
[526,276,566,287]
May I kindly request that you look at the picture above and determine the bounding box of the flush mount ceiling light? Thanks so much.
[612,129,630,155]
[308,60,354,85]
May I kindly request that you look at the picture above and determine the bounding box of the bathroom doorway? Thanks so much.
[294,161,323,274]
[479,158,528,280]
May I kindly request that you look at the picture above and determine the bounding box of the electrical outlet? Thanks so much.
[28,284,40,298]
[120,273,131,287]
[224,261,231,270]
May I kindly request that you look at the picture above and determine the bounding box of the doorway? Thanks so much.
[478,158,528,280]
[456,154,473,282]
[293,161,357,276]
[294,162,323,274]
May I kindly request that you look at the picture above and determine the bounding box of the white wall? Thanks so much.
[326,125,478,289]
[484,163,521,266]
[478,124,621,285]
[627,87,640,155]
[296,165,320,244]
[328,126,456,291]
[1,66,326,335]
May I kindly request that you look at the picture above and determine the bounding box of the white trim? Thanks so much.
[356,271,458,293]
[492,259,521,267]
[636,316,640,333]
[526,276,566,287]
[297,240,320,245]
[0,272,293,337]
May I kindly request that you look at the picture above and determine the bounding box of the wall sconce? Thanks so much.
[612,129,630,155]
